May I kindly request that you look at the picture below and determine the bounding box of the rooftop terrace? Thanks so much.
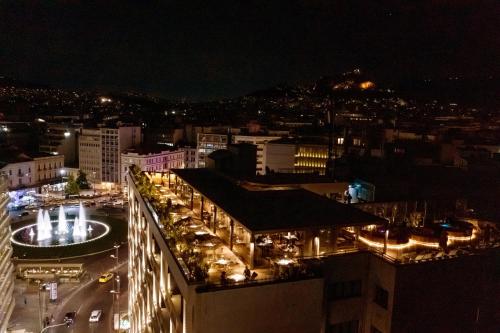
[129,167,500,289]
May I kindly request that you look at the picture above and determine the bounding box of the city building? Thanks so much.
[265,137,344,175]
[196,133,228,168]
[38,124,79,166]
[121,147,185,187]
[0,152,64,190]
[0,174,14,332]
[79,126,141,187]
[127,168,500,333]
[232,134,283,174]
[179,146,197,169]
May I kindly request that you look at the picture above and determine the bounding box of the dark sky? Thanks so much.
[0,0,498,100]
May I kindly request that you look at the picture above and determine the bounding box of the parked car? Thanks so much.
[99,272,113,283]
[89,310,102,322]
[64,312,76,326]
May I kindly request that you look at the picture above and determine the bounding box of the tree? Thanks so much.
[65,174,80,195]
[76,170,90,189]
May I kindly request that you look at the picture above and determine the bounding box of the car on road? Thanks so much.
[64,311,76,325]
[89,310,103,322]
[99,272,113,283]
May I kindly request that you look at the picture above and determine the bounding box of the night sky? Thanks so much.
[0,0,498,99]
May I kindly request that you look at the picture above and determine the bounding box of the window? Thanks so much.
[328,280,362,300]
[374,285,388,309]
[328,320,359,333]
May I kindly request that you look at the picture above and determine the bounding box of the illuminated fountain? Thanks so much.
[58,205,68,235]
[79,202,87,236]
[12,203,110,248]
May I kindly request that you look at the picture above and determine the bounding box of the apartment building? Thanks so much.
[232,134,282,174]
[178,146,197,169]
[121,147,185,187]
[0,153,64,190]
[79,126,141,186]
[0,175,14,332]
[127,168,500,333]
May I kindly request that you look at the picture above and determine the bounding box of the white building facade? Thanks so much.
[0,175,14,332]
[79,126,141,186]
[0,154,64,190]
[121,149,185,187]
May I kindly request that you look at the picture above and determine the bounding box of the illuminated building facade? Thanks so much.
[0,175,14,332]
[121,148,185,187]
[79,126,141,186]
[0,153,64,190]
[265,138,344,175]
[127,168,499,333]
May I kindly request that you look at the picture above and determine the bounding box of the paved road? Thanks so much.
[50,264,128,333]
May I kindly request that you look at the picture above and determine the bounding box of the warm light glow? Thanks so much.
[447,229,477,242]
[277,258,294,265]
[359,81,375,90]
[228,273,245,282]
[100,97,112,103]
[359,236,412,250]
[360,234,446,249]
[410,238,440,248]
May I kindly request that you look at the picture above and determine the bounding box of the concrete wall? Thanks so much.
[365,255,396,333]
[391,252,500,333]
[194,279,324,333]
[265,142,295,173]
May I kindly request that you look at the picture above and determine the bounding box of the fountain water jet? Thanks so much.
[78,202,87,237]
[36,209,45,241]
[58,205,68,234]
[43,210,52,240]
[72,217,80,238]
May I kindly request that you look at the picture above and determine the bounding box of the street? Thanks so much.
[51,264,128,333]
[9,246,128,333]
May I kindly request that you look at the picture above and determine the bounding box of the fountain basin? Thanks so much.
[11,220,110,248]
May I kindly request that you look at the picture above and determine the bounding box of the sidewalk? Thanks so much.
[8,276,89,333]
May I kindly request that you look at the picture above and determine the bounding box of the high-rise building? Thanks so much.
[127,168,499,333]
[0,174,14,332]
[79,126,141,187]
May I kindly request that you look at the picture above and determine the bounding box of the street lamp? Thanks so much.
[60,169,66,193]
[36,280,47,332]
[110,244,120,332]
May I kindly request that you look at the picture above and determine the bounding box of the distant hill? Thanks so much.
[0,76,49,89]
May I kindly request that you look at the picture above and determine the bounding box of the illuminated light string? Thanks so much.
[359,227,477,250]
[10,220,110,248]
[359,230,477,250]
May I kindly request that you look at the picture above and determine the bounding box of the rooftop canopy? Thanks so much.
[171,168,386,233]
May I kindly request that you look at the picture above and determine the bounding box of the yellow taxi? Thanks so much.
[98,272,113,283]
